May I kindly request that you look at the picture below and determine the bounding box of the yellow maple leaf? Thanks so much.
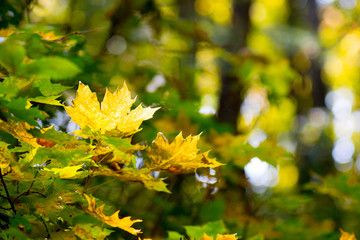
[65,83,159,137]
[37,31,63,41]
[44,165,83,178]
[340,229,357,240]
[11,122,39,147]
[146,132,222,173]
[199,233,238,240]
[0,144,12,170]
[200,233,213,240]
[216,234,238,240]
[84,194,142,235]
[0,28,15,37]
[93,167,170,193]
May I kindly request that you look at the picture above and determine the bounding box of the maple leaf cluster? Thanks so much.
[65,83,222,174]
[60,82,223,235]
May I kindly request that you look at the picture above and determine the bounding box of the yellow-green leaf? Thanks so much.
[44,165,84,178]
[72,223,113,240]
[93,166,170,193]
[0,142,11,170]
[146,132,222,173]
[28,95,63,106]
[84,194,142,235]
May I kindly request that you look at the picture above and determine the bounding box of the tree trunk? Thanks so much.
[217,0,251,131]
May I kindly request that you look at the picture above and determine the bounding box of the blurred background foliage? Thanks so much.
[1,0,360,239]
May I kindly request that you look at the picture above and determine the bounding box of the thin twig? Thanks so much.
[29,191,46,197]
[0,170,16,214]
[40,217,50,239]
[0,194,7,199]
[13,171,45,203]
[52,26,109,43]
[14,190,46,202]
[86,179,116,191]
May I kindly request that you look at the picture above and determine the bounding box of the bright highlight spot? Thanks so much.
[340,0,357,9]
[241,88,268,125]
[324,56,343,77]
[199,105,216,115]
[195,172,217,184]
[325,88,353,120]
[244,157,279,193]
[107,36,127,55]
[146,74,166,93]
[332,138,354,164]
[308,108,328,128]
[248,129,267,148]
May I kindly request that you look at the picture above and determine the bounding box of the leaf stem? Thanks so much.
[40,217,50,239]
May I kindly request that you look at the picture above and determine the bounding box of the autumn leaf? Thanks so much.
[146,132,222,173]
[36,138,56,148]
[44,165,87,179]
[199,233,238,240]
[93,166,170,193]
[340,229,357,240]
[65,83,159,137]
[200,233,214,240]
[83,194,142,235]
[10,122,39,147]
[0,142,12,170]
[37,31,63,41]
[216,234,238,240]
[0,28,15,37]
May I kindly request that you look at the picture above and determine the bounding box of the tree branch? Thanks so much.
[13,171,45,203]
[0,170,16,214]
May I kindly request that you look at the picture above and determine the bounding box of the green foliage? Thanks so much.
[0,1,359,240]
[184,220,226,239]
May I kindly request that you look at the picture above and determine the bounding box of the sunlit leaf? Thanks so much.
[93,166,170,193]
[84,194,142,235]
[199,233,238,240]
[9,122,39,147]
[146,132,222,173]
[0,141,11,169]
[340,229,357,240]
[65,83,159,137]
[27,95,63,106]
[44,165,87,179]
[37,31,63,41]
[0,29,15,37]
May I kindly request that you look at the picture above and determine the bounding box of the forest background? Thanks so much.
[0,0,359,239]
